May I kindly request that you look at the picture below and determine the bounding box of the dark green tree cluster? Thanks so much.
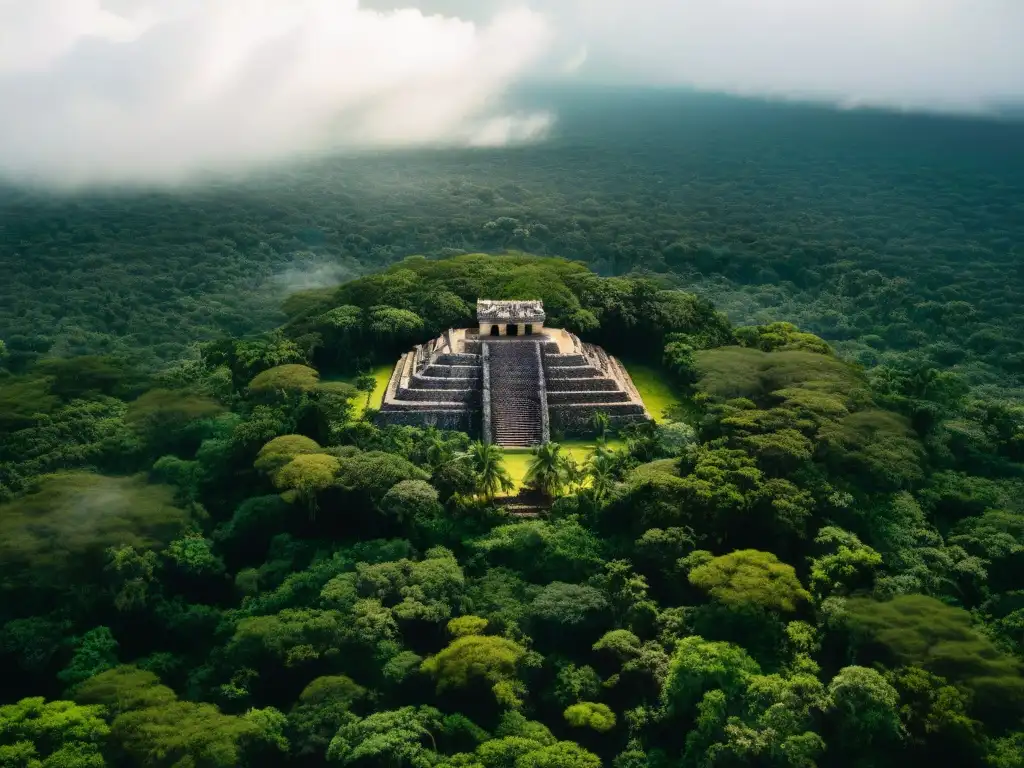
[2,90,1022,403]
[277,254,731,375]
[1,256,1022,768]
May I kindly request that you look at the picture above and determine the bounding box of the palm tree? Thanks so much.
[563,456,586,495]
[525,442,570,499]
[590,411,611,440]
[587,450,617,501]
[591,432,613,460]
[466,441,514,500]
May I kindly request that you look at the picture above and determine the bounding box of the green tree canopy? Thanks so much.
[448,616,490,638]
[466,442,515,500]
[808,527,882,599]
[563,702,616,733]
[248,364,320,398]
[0,697,109,768]
[125,388,224,450]
[110,700,265,768]
[826,666,904,749]
[327,706,442,767]
[662,636,761,716]
[59,627,119,689]
[0,472,189,597]
[73,666,176,716]
[529,583,610,627]
[254,434,322,477]
[688,549,810,613]
[694,347,861,405]
[336,450,429,501]
[273,453,341,517]
[380,479,443,526]
[524,443,571,499]
[421,635,528,705]
[845,595,1024,714]
[471,517,603,583]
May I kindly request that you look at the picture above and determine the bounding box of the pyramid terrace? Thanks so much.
[376,300,651,447]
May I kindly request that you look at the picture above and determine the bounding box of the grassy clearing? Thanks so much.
[619,360,695,422]
[501,439,626,494]
[341,364,395,418]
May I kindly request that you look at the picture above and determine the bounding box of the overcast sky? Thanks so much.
[2,0,1022,187]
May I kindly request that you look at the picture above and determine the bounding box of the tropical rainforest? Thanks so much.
[1,90,1023,768]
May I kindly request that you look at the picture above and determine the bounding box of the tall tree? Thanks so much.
[466,442,514,500]
[525,443,570,499]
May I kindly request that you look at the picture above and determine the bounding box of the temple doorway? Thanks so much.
[525,324,534,335]
[490,325,500,336]
[506,324,518,336]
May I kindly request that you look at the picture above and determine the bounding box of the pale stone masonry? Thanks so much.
[376,300,651,446]
[476,299,545,338]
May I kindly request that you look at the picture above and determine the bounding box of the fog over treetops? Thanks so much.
[1,0,1022,186]
[3,4,1024,768]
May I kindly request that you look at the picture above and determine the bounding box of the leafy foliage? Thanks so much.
[688,549,810,613]
[0,244,1022,768]
[563,702,616,733]
[0,697,109,768]
[662,636,761,715]
[422,635,528,706]
[845,595,1024,713]
[0,472,189,601]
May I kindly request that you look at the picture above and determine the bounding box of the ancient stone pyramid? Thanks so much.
[376,300,650,446]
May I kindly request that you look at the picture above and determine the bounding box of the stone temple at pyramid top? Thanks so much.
[377,299,650,447]
[476,300,545,337]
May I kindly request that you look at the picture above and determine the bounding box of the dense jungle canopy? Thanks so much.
[2,90,1022,397]
[1,90,1023,768]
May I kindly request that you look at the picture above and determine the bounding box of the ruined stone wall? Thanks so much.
[549,405,648,436]
[545,378,622,392]
[410,373,482,390]
[395,387,479,404]
[548,390,631,404]
[420,365,480,380]
[377,330,484,437]
[546,367,601,380]
[434,353,480,365]
[377,409,479,433]
[378,325,650,442]
[545,354,587,367]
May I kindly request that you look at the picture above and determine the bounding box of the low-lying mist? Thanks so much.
[0,0,552,188]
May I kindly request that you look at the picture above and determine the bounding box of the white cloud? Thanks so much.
[561,47,588,76]
[468,113,554,147]
[3,0,1023,187]
[368,0,1024,113]
[565,0,1024,114]
[0,0,552,186]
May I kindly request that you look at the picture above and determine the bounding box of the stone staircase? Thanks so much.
[486,341,544,447]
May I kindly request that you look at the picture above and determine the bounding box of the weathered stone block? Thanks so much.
[546,377,622,392]
[410,373,482,391]
[434,353,480,365]
[397,386,479,403]
[376,409,478,432]
[422,365,481,379]
[546,366,601,379]
[547,390,631,404]
[545,354,587,367]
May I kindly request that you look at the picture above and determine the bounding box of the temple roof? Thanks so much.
[477,299,545,323]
